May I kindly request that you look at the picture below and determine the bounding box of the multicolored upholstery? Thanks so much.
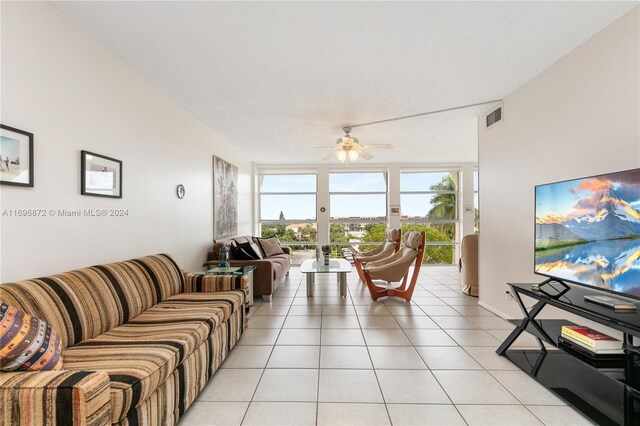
[0,254,247,425]
[0,303,64,372]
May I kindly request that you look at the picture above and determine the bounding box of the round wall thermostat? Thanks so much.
[320,207,326,212]
[176,184,185,199]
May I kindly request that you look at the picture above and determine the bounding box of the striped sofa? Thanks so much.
[0,254,247,426]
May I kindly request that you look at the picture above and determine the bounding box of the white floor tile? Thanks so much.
[362,329,412,346]
[354,305,392,316]
[266,345,320,369]
[368,346,427,369]
[270,298,294,306]
[318,369,383,403]
[221,346,273,369]
[467,316,515,329]
[237,328,280,346]
[376,370,450,404]
[444,329,502,346]
[322,315,361,329]
[432,315,482,329]
[490,370,567,405]
[393,316,439,329]
[321,329,366,346]
[253,305,291,316]
[276,328,321,345]
[320,346,372,369]
[198,369,263,402]
[322,305,356,315]
[463,346,520,370]
[358,316,400,329]
[386,305,427,316]
[456,405,543,425]
[288,305,323,316]
[525,405,594,425]
[386,404,465,426]
[283,315,322,329]
[433,370,519,404]
[253,369,318,402]
[421,305,461,315]
[179,401,248,426]
[415,346,482,370]
[242,402,316,425]
[403,329,457,346]
[317,403,390,425]
[247,316,286,329]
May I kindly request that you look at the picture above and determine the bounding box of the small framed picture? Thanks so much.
[81,150,122,198]
[0,124,34,187]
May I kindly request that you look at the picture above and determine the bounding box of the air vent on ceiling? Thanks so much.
[486,107,502,127]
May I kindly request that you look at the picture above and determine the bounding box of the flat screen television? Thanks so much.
[535,168,640,298]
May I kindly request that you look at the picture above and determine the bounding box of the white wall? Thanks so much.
[0,2,252,282]
[478,6,640,318]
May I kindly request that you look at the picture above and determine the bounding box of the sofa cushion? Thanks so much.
[0,303,64,372]
[231,242,262,260]
[0,254,184,349]
[62,291,244,422]
[257,237,285,257]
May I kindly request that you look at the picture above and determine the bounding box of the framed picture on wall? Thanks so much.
[0,124,34,187]
[81,150,122,198]
[213,155,238,239]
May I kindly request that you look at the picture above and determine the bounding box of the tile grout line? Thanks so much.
[352,278,394,425]
[238,274,299,425]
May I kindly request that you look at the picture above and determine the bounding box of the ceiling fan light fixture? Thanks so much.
[336,149,348,163]
[348,149,359,162]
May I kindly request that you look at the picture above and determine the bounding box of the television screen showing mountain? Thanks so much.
[535,168,640,297]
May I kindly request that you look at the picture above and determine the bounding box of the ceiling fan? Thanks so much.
[317,127,393,164]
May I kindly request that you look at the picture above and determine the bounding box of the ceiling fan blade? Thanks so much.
[312,145,340,149]
[358,150,374,160]
[359,144,393,149]
[322,150,338,161]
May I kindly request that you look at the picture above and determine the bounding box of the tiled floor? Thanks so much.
[180,267,594,426]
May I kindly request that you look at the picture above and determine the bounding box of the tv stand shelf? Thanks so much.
[498,282,640,426]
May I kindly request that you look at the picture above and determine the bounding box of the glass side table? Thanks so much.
[201,265,256,306]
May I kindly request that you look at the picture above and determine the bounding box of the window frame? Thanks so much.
[400,169,461,265]
[257,170,319,246]
[328,170,388,246]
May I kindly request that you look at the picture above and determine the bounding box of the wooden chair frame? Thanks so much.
[353,229,401,282]
[362,231,425,302]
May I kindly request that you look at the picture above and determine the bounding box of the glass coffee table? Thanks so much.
[202,265,256,306]
[300,259,352,298]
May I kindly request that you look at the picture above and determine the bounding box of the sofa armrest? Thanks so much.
[183,272,249,294]
[0,370,111,426]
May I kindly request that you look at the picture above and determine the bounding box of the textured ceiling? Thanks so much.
[53,1,637,164]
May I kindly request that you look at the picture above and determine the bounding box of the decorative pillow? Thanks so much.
[249,243,264,260]
[257,237,285,257]
[231,242,262,260]
[0,303,63,372]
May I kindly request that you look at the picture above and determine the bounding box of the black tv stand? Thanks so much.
[536,277,571,299]
[498,282,640,425]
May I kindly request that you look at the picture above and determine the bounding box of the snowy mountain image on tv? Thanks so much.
[535,169,640,296]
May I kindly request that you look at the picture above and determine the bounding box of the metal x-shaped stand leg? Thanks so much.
[496,289,552,355]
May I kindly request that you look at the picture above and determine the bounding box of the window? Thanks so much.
[474,170,479,234]
[329,171,387,255]
[400,171,459,265]
[258,172,317,264]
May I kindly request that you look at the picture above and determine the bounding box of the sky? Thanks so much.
[260,171,471,221]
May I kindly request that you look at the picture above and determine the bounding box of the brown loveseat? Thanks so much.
[0,254,247,425]
[207,236,291,301]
